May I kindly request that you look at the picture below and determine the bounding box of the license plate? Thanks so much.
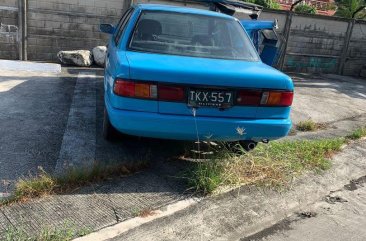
[188,89,233,108]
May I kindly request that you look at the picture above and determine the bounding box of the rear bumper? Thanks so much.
[106,101,292,142]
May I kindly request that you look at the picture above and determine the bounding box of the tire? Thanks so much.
[102,108,118,141]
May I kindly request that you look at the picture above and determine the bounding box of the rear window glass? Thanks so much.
[128,11,259,61]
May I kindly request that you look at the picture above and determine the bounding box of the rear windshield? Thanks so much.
[128,11,259,61]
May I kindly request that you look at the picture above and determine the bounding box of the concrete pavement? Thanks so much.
[84,139,366,241]
[243,176,366,241]
[0,62,365,239]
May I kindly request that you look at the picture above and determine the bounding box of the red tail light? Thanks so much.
[237,90,262,106]
[158,84,185,102]
[114,79,157,99]
[237,90,293,107]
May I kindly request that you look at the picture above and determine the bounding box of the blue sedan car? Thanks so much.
[101,4,294,150]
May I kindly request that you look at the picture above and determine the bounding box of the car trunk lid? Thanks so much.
[125,51,291,118]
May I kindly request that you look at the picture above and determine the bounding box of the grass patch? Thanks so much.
[3,222,91,241]
[184,138,346,195]
[296,119,326,132]
[346,126,366,140]
[1,161,149,206]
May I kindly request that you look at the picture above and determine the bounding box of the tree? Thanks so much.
[294,4,318,14]
[242,0,281,10]
[335,0,366,19]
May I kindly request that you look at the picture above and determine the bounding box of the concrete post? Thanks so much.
[22,0,27,61]
[338,19,355,75]
[17,0,27,61]
[17,0,23,60]
[278,12,293,71]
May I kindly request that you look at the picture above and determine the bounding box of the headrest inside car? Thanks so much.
[136,19,162,40]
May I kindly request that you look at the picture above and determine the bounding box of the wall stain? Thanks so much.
[286,56,337,70]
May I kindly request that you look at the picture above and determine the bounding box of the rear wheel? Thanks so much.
[102,108,118,141]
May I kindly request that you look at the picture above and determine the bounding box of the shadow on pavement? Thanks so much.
[292,73,366,100]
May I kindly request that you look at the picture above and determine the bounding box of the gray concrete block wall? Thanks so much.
[0,0,17,8]
[283,14,349,74]
[26,0,128,61]
[256,10,288,33]
[134,0,208,9]
[0,1,18,60]
[343,21,366,76]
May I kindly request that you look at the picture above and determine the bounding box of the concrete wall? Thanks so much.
[343,22,366,76]
[0,0,19,60]
[254,10,366,76]
[1,0,366,76]
[25,0,130,61]
[284,14,349,74]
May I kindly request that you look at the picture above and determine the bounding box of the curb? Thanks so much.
[74,198,201,241]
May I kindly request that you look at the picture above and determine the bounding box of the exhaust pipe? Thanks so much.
[239,140,257,151]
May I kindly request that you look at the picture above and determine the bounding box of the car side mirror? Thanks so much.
[100,24,115,34]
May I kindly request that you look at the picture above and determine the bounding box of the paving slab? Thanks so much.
[291,73,366,124]
[0,209,12,235]
[285,114,366,141]
[0,169,186,237]
[244,175,366,241]
[0,60,61,73]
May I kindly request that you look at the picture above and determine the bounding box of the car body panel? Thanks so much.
[106,97,291,141]
[125,51,290,89]
[240,20,280,66]
[241,20,276,40]
[125,51,292,118]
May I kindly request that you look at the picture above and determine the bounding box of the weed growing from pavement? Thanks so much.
[346,126,366,140]
[3,221,91,241]
[138,208,157,218]
[0,161,149,206]
[184,138,346,195]
[130,207,156,218]
[296,119,326,132]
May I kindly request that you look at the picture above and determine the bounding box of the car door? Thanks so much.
[105,8,134,99]
[240,20,281,67]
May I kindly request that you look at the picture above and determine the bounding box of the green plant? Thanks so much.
[296,119,325,132]
[1,161,149,206]
[2,222,91,241]
[346,126,366,140]
[184,138,345,194]
[294,4,318,14]
[131,207,141,217]
[335,0,366,19]
[185,160,227,194]
[242,0,281,9]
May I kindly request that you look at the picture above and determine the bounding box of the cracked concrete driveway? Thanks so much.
[243,176,366,241]
[0,69,75,194]
[291,73,366,124]
[0,62,365,236]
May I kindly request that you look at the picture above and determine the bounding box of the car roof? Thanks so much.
[133,3,234,20]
